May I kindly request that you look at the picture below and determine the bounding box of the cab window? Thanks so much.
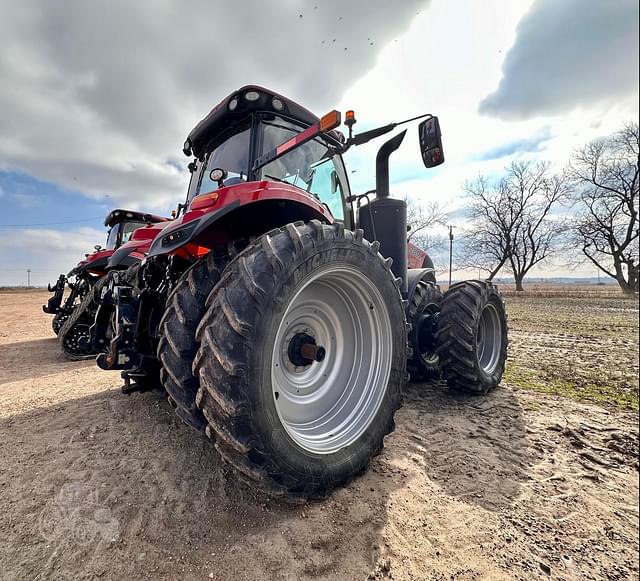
[105,224,120,249]
[186,160,202,205]
[105,221,146,249]
[260,117,346,220]
[120,221,146,244]
[198,124,251,195]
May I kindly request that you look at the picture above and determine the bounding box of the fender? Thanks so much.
[406,267,438,302]
[69,249,115,276]
[69,255,112,276]
[107,245,147,269]
[148,200,241,257]
[147,180,333,259]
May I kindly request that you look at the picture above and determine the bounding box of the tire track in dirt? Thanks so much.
[0,291,638,580]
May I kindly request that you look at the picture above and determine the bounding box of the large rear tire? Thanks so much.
[194,221,407,500]
[157,249,230,432]
[436,280,507,394]
[407,282,443,382]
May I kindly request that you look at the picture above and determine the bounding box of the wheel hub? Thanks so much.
[417,309,439,364]
[271,265,393,455]
[287,332,326,367]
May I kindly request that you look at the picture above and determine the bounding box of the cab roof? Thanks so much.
[104,209,169,227]
[185,85,340,159]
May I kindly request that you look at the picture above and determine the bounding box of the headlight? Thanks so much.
[161,221,198,248]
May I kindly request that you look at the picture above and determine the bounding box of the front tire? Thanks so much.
[194,221,407,500]
[436,280,508,394]
[52,311,69,335]
[407,282,443,382]
[58,278,106,360]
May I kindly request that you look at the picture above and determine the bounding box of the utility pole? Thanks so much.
[27,269,31,288]
[448,225,454,287]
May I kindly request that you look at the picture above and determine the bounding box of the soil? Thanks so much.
[0,290,638,581]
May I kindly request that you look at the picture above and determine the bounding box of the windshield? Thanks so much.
[197,122,251,197]
[260,117,347,220]
[120,221,146,243]
[105,220,146,249]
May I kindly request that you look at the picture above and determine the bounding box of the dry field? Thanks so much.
[0,289,638,581]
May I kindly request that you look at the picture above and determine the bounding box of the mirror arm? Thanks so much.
[396,112,433,126]
[340,113,433,153]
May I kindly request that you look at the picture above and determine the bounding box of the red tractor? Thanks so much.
[44,209,169,358]
[93,86,508,500]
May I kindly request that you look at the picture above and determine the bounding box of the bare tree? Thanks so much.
[569,122,639,294]
[405,197,448,252]
[462,161,568,290]
[459,175,514,280]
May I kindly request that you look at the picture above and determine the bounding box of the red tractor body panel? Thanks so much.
[147,180,334,260]
[107,221,173,266]
[184,180,333,224]
[129,221,173,242]
[76,249,113,270]
[407,242,427,269]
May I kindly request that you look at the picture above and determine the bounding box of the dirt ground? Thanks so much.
[0,290,638,581]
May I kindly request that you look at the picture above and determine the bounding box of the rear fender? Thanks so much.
[147,197,331,258]
[406,268,438,302]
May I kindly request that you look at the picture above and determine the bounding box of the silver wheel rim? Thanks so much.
[271,264,393,455]
[476,302,502,374]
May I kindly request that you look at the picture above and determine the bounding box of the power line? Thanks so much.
[0,217,103,228]
[0,268,60,272]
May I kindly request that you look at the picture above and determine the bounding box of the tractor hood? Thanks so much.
[69,249,114,277]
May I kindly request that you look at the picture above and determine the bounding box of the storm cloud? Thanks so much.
[479,0,639,120]
[0,1,426,209]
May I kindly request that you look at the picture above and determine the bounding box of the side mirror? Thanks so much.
[330,170,339,194]
[419,116,444,168]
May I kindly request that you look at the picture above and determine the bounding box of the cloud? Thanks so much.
[0,227,104,286]
[0,227,103,255]
[0,1,426,211]
[474,126,552,161]
[479,0,639,119]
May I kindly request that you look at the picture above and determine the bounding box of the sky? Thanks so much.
[0,0,638,285]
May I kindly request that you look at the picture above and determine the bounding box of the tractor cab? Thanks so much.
[178,85,443,294]
[104,209,169,250]
[183,86,350,224]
